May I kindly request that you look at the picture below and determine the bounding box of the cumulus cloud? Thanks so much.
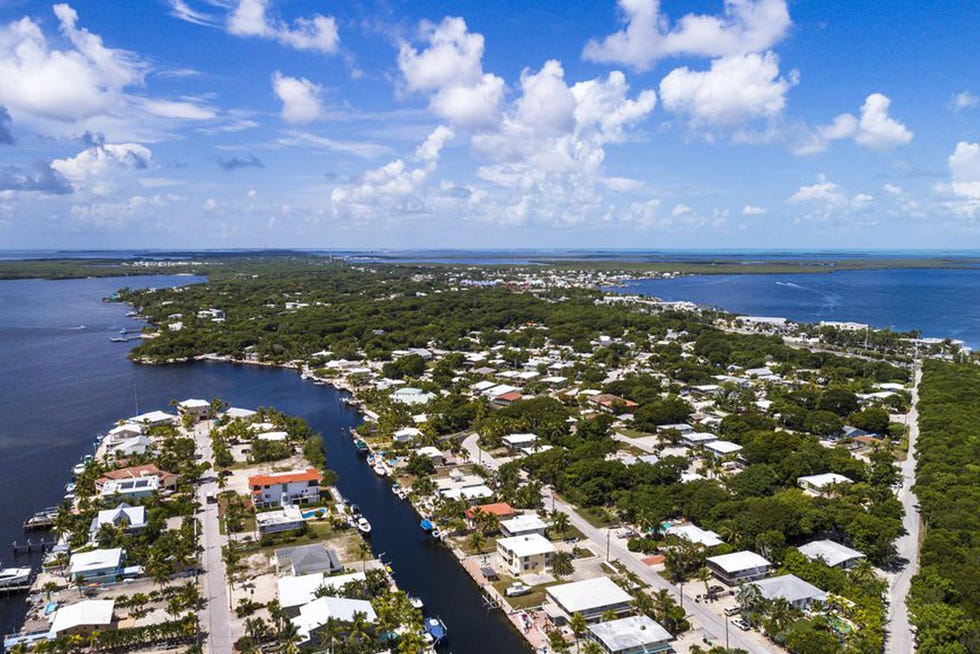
[584,0,791,71]
[228,0,339,53]
[0,160,72,195]
[397,17,505,129]
[50,141,153,196]
[945,141,980,216]
[787,174,878,221]
[272,72,323,123]
[742,204,767,215]
[216,154,265,171]
[659,51,796,128]
[788,176,847,207]
[797,93,913,154]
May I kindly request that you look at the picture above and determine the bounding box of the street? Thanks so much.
[885,366,923,654]
[193,421,233,654]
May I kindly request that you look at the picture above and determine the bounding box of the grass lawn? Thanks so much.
[618,427,659,440]
[580,506,618,529]
[493,576,554,610]
[546,525,586,542]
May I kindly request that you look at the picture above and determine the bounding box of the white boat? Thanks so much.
[356,517,372,535]
[372,463,387,477]
[408,595,424,610]
[0,566,32,588]
[71,463,87,477]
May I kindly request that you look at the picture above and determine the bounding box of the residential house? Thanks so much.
[96,464,178,493]
[177,399,211,422]
[125,410,176,428]
[544,577,634,625]
[751,574,828,610]
[497,534,555,576]
[500,514,548,538]
[502,433,538,452]
[69,548,126,583]
[274,544,343,577]
[665,523,723,548]
[111,435,151,459]
[249,469,321,508]
[706,551,771,586]
[89,504,146,543]
[99,475,159,501]
[415,446,446,466]
[589,394,639,413]
[587,615,674,654]
[464,503,515,528]
[390,387,435,406]
[393,427,423,444]
[278,571,366,615]
[256,505,306,535]
[797,540,866,569]
[291,596,377,644]
[703,440,743,459]
[798,473,853,496]
[50,600,116,638]
[680,432,717,448]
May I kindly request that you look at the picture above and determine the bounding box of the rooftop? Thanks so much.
[250,468,321,487]
[50,599,115,635]
[497,534,556,557]
[588,615,673,651]
[752,574,827,604]
[706,551,771,573]
[547,576,632,614]
[797,540,865,567]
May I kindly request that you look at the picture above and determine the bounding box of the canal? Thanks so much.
[0,275,530,653]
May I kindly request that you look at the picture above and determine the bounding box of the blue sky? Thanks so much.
[0,0,978,249]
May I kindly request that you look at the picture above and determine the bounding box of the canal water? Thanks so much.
[0,276,530,653]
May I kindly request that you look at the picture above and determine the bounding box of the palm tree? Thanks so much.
[581,641,603,654]
[552,551,574,578]
[468,530,487,553]
[348,610,373,648]
[600,609,619,623]
[357,540,372,572]
[277,621,302,654]
[569,612,588,653]
[551,510,570,538]
[696,566,712,597]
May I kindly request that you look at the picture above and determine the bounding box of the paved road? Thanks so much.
[885,366,923,654]
[193,421,233,654]
[463,434,776,653]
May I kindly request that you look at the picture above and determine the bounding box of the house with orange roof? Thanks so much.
[249,468,321,508]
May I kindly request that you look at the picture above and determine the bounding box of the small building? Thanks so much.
[257,505,306,535]
[249,469,321,508]
[69,548,125,583]
[89,504,146,543]
[99,475,160,501]
[50,599,115,638]
[415,446,446,466]
[177,398,211,422]
[278,571,366,615]
[751,574,828,610]
[125,410,176,428]
[589,394,640,413]
[545,577,634,625]
[798,473,853,496]
[587,615,673,654]
[703,440,742,458]
[256,430,288,442]
[500,514,548,538]
[680,432,717,448]
[393,427,423,444]
[224,407,257,420]
[502,433,538,452]
[497,534,555,576]
[659,424,694,436]
[111,435,152,458]
[275,544,343,577]
[706,551,771,586]
[797,540,866,569]
[390,387,436,406]
[292,596,377,644]
[665,523,723,548]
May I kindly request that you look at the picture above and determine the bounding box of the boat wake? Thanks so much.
[67,325,86,330]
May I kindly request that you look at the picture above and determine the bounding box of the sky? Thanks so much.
[0,0,978,250]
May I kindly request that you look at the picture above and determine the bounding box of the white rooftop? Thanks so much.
[292,596,377,643]
[501,514,547,533]
[178,398,210,408]
[798,540,865,567]
[69,548,123,576]
[547,577,632,614]
[588,615,672,651]
[666,524,724,548]
[256,431,288,441]
[752,574,827,604]
[707,551,771,574]
[50,599,115,635]
[502,433,538,446]
[497,534,556,558]
[705,440,743,455]
[278,571,366,609]
[225,407,256,419]
[798,473,853,488]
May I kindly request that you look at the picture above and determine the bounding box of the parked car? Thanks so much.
[724,606,741,617]
[731,617,751,631]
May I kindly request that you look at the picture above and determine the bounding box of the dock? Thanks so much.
[12,539,55,555]
[22,509,58,531]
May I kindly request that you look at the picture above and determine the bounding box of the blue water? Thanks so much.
[617,268,980,347]
[0,276,529,652]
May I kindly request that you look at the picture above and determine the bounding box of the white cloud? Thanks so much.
[950,91,978,111]
[788,176,846,206]
[798,93,912,154]
[397,17,505,129]
[228,0,339,54]
[946,141,980,216]
[51,142,153,195]
[602,176,645,192]
[742,204,768,215]
[140,99,216,121]
[584,0,791,71]
[671,203,692,216]
[272,72,323,123]
[203,197,218,211]
[787,175,881,222]
[659,51,796,128]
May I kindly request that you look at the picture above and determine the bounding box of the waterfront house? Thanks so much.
[177,398,211,422]
[224,407,257,420]
[69,548,125,583]
[751,574,828,610]
[393,426,423,444]
[465,502,515,528]
[105,423,142,444]
[256,505,306,535]
[292,596,377,644]
[256,430,288,442]
[390,387,435,406]
[274,544,343,577]
[497,534,555,576]
[249,469,321,508]
[587,615,674,654]
[706,551,771,586]
[797,540,866,569]
[125,410,176,428]
[89,504,147,543]
[111,435,152,458]
[96,464,178,493]
[798,473,853,496]
[99,475,160,501]
[500,514,548,538]
[278,571,366,615]
[49,599,116,638]
[544,577,633,625]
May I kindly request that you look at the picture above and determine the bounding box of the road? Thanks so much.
[885,366,923,654]
[193,421,233,654]
[463,435,777,653]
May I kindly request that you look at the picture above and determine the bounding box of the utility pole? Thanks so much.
[725,614,730,651]
[605,529,611,562]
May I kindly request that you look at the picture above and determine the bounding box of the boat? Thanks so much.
[372,463,387,477]
[349,504,360,516]
[356,517,372,535]
[408,595,424,610]
[0,566,32,589]
[420,519,435,533]
[423,617,447,644]
[392,484,407,500]
[353,438,369,455]
[64,482,75,494]
[71,462,87,477]
[109,337,128,343]
[23,508,58,531]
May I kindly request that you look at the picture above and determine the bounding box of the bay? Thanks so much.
[616,268,980,347]
[0,276,529,653]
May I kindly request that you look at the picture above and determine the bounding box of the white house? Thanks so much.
[502,433,538,452]
[500,514,548,538]
[278,571,366,614]
[704,440,742,458]
[249,469,321,508]
[112,435,152,458]
[496,534,555,576]
[126,410,176,428]
[256,431,289,442]
[390,387,435,406]
[751,574,828,610]
[89,504,146,543]
[291,596,377,644]
[50,599,115,638]
[706,551,771,586]
[415,446,446,466]
[545,577,633,624]
[666,523,723,548]
[681,432,717,447]
[99,475,160,501]
[177,398,211,422]
[797,540,866,569]
[256,505,305,535]
[587,615,673,654]
[798,473,853,495]
[224,407,257,420]
[69,548,126,583]
[393,427,423,444]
